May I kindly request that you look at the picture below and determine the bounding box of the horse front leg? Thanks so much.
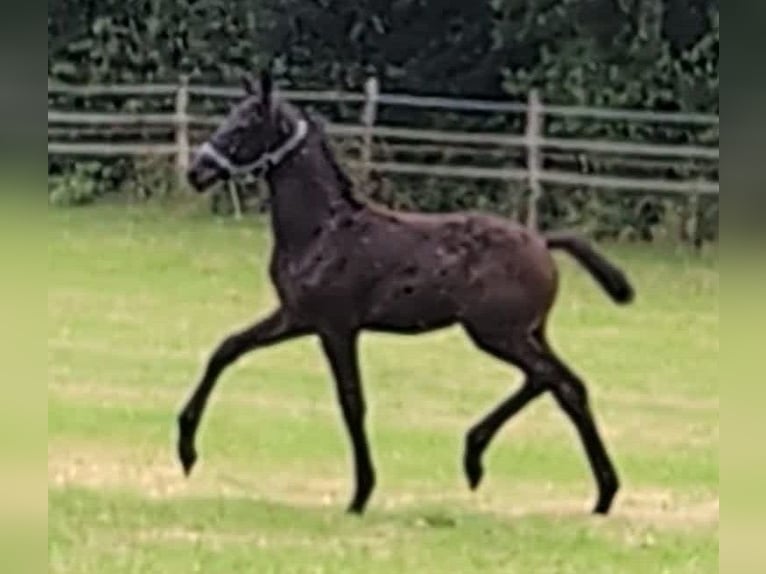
[177,308,309,476]
[319,330,376,514]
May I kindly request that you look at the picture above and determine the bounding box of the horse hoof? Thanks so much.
[592,498,614,515]
[592,478,618,514]
[346,501,367,515]
[178,442,197,476]
[464,455,484,491]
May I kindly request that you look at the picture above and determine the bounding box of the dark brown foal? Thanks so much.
[177,70,634,515]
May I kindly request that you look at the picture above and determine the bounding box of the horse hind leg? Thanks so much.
[543,350,620,514]
[462,326,547,491]
[463,324,620,515]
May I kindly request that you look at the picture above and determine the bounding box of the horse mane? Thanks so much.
[304,112,365,209]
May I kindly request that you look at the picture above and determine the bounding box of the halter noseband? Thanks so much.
[197,119,309,177]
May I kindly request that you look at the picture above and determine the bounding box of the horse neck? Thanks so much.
[266,129,358,252]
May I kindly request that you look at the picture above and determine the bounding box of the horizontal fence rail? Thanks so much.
[538,170,718,195]
[48,110,718,159]
[49,111,177,125]
[347,160,530,182]
[540,137,718,159]
[48,78,719,225]
[376,93,528,114]
[542,104,719,125]
[48,82,180,96]
[48,142,178,156]
[190,85,367,103]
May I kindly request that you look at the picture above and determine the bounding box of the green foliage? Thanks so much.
[258,0,500,94]
[49,162,110,206]
[493,0,718,240]
[499,3,718,113]
[49,158,183,206]
[128,158,181,201]
[48,0,266,84]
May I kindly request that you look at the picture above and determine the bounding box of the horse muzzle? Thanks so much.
[187,152,228,192]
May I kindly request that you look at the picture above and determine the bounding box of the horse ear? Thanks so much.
[260,69,273,108]
[242,74,257,96]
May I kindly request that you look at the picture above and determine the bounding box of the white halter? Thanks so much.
[197,119,309,177]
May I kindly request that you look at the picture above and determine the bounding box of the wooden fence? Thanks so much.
[48,78,719,226]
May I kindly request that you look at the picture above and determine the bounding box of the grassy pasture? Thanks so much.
[48,203,718,573]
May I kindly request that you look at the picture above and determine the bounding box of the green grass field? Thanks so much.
[48,203,718,573]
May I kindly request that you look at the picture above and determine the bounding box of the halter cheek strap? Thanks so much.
[198,119,309,177]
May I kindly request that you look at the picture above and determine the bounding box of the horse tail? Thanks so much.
[545,232,635,305]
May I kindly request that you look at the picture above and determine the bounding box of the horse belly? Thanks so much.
[362,287,458,333]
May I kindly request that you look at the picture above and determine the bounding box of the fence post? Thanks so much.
[525,89,543,229]
[175,75,190,191]
[687,180,702,250]
[360,76,379,188]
